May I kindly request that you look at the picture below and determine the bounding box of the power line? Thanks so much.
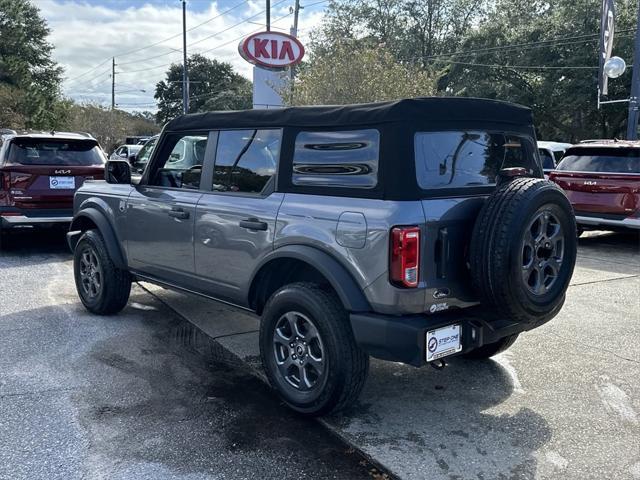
[116,0,252,61]
[419,29,637,62]
[435,59,598,70]
[64,58,111,84]
[118,11,292,75]
[63,0,252,85]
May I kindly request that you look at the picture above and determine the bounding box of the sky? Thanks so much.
[37,0,327,111]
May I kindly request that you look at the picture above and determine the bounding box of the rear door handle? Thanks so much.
[168,207,189,220]
[239,218,268,231]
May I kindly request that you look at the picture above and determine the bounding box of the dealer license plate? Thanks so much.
[426,324,462,362]
[49,176,75,190]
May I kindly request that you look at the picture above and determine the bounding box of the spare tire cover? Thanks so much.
[470,177,577,324]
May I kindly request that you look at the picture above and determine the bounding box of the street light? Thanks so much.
[604,56,626,78]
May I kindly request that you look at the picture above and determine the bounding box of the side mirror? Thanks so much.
[128,153,138,164]
[106,160,132,184]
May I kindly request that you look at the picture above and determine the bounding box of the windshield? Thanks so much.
[7,139,105,166]
[556,148,640,173]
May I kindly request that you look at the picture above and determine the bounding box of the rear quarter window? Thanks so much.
[415,131,537,189]
[292,129,379,188]
[556,148,640,173]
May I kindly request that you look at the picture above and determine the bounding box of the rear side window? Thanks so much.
[212,129,281,194]
[7,139,104,166]
[415,131,536,189]
[556,148,640,173]
[292,130,379,188]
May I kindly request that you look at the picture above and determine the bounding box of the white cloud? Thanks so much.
[37,0,324,111]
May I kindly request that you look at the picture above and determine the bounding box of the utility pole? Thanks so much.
[627,2,640,140]
[289,0,301,83]
[266,0,271,31]
[182,0,189,114]
[111,57,115,110]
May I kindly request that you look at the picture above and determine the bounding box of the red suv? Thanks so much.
[0,132,105,237]
[549,140,640,234]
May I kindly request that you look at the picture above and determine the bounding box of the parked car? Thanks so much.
[124,135,151,145]
[0,131,105,241]
[67,98,577,415]
[538,141,572,176]
[110,144,142,163]
[549,140,640,234]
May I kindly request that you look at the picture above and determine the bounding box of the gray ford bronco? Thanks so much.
[68,97,577,415]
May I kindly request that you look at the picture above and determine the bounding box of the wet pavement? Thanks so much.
[0,230,388,480]
[145,231,640,480]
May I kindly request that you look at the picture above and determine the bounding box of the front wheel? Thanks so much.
[259,282,369,416]
[73,229,131,315]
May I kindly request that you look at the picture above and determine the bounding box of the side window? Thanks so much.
[292,129,379,188]
[150,133,208,190]
[212,129,281,194]
[414,131,537,189]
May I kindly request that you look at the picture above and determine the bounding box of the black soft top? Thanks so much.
[165,97,533,131]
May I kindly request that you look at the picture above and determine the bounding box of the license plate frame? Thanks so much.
[49,176,76,190]
[426,324,462,362]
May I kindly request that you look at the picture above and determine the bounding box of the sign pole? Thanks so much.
[626,1,640,140]
[266,0,270,31]
[182,0,189,114]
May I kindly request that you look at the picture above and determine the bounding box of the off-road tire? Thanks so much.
[463,334,519,359]
[74,229,131,315]
[259,282,369,416]
[470,177,577,324]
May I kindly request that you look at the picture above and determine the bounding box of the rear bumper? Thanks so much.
[576,215,640,230]
[350,308,548,367]
[0,207,73,228]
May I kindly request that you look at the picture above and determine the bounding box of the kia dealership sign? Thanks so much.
[239,31,305,70]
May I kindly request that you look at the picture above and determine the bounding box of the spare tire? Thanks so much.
[470,177,577,324]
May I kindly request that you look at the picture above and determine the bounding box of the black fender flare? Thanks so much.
[68,207,127,269]
[249,244,371,312]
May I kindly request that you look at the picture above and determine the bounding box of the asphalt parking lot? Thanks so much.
[0,232,387,480]
[1,229,639,480]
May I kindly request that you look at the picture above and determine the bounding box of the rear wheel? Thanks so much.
[259,282,369,416]
[463,334,519,359]
[74,229,131,315]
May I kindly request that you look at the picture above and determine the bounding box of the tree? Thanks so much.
[61,103,160,152]
[154,54,252,124]
[436,0,638,141]
[313,0,639,141]
[0,0,65,129]
[289,43,436,105]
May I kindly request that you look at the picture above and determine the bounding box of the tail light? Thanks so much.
[390,226,420,288]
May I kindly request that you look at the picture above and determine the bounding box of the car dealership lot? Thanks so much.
[1,230,638,480]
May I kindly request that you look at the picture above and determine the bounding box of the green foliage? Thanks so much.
[0,0,65,129]
[305,0,638,140]
[289,43,436,105]
[61,103,160,152]
[154,54,252,124]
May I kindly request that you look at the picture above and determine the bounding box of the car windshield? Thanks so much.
[556,148,640,173]
[7,139,105,166]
